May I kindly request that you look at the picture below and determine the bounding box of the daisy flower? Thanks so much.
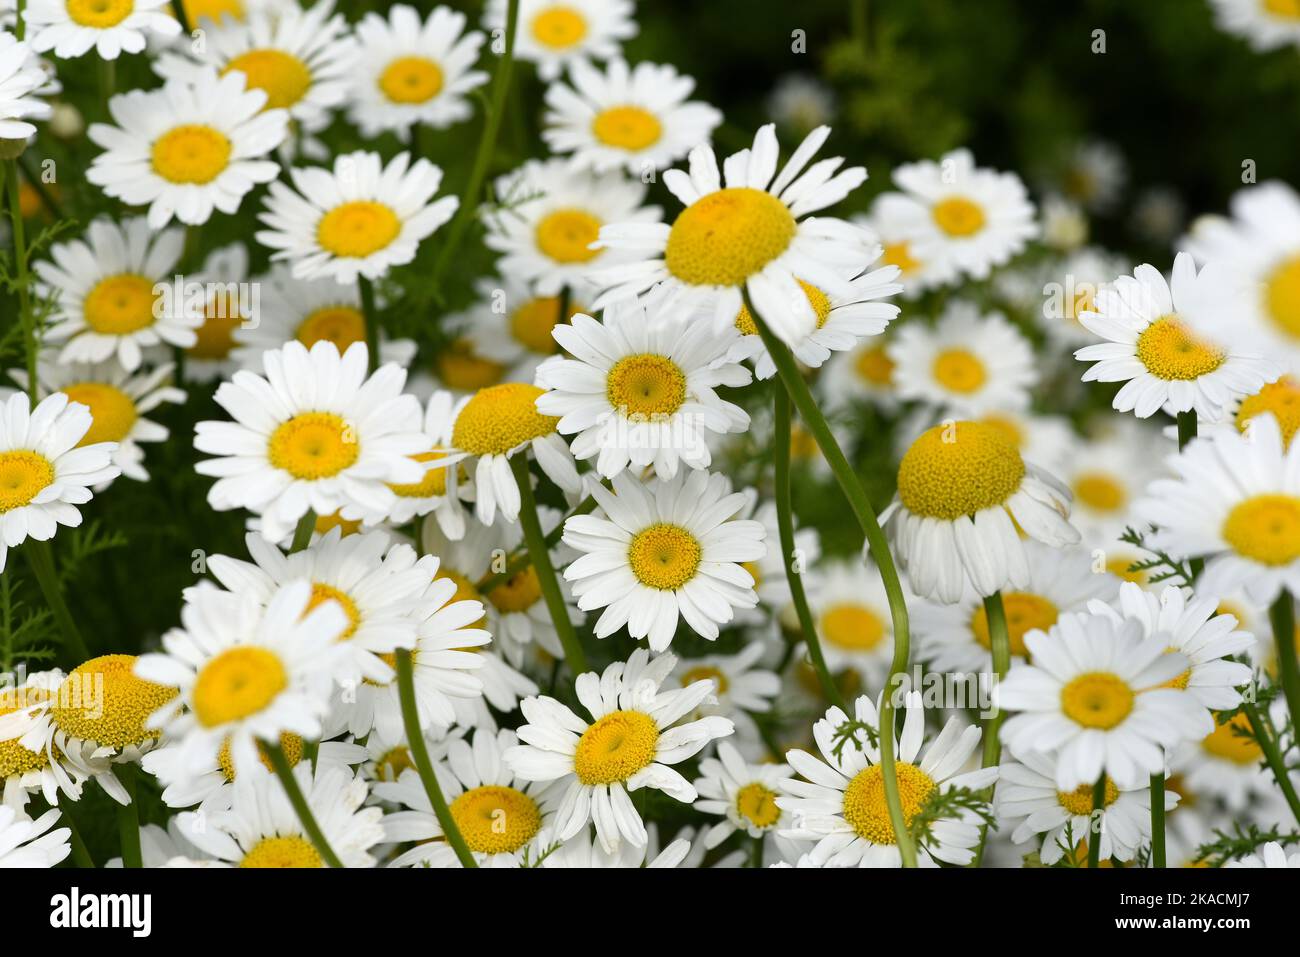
[809,560,897,691]
[1183,712,1280,811]
[504,647,734,852]
[377,391,468,536]
[779,692,998,867]
[36,216,203,372]
[885,419,1080,603]
[562,469,766,651]
[1227,840,1300,868]
[889,302,1038,417]
[1224,374,1300,447]
[0,31,51,150]
[455,274,588,384]
[855,202,960,297]
[0,671,86,807]
[0,391,119,572]
[194,340,428,542]
[590,123,876,348]
[1033,248,1130,349]
[1074,253,1277,420]
[818,333,900,410]
[483,157,658,296]
[0,806,69,868]
[731,488,823,629]
[668,643,780,759]
[24,0,179,60]
[1057,141,1127,214]
[348,4,487,140]
[256,150,458,285]
[489,0,637,82]
[1061,416,1169,547]
[1208,0,1300,51]
[694,741,793,849]
[543,57,722,175]
[536,296,751,480]
[997,611,1211,790]
[540,827,692,868]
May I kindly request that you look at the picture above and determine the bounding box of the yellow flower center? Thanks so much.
[378,56,443,105]
[1237,377,1300,447]
[185,0,245,22]
[387,451,449,499]
[605,353,687,418]
[510,295,579,355]
[240,836,322,868]
[267,412,359,480]
[190,291,243,359]
[627,522,702,590]
[980,413,1023,449]
[0,450,55,513]
[530,5,588,49]
[736,279,831,335]
[50,654,176,750]
[1057,777,1119,816]
[449,785,542,855]
[1222,493,1300,566]
[932,196,986,237]
[84,274,159,335]
[0,690,51,778]
[435,340,505,391]
[67,0,133,28]
[1060,672,1134,730]
[735,782,782,828]
[62,382,138,446]
[317,201,402,259]
[841,761,935,845]
[223,49,313,111]
[217,731,303,782]
[1134,316,1225,381]
[535,208,603,264]
[487,567,543,614]
[1106,555,1147,585]
[971,592,1057,658]
[151,125,232,185]
[931,347,987,394]
[789,422,818,461]
[573,710,659,785]
[881,240,920,275]
[1073,472,1126,513]
[591,105,663,150]
[296,305,366,351]
[305,583,362,640]
[452,383,558,456]
[681,664,728,694]
[1264,255,1300,340]
[820,603,886,652]
[1159,647,1192,691]
[373,745,414,782]
[897,421,1026,520]
[666,187,797,288]
[855,343,895,386]
[315,510,362,536]
[1201,712,1262,765]
[438,569,488,629]
[192,646,288,728]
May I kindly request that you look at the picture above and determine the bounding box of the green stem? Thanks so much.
[1269,590,1300,737]
[359,277,379,373]
[6,159,37,402]
[743,286,916,869]
[750,835,764,868]
[508,452,589,675]
[1087,773,1106,868]
[1243,701,1300,826]
[394,649,477,867]
[115,763,142,868]
[971,591,1009,866]
[430,0,519,289]
[1150,773,1166,867]
[556,284,571,326]
[1176,411,1204,579]
[263,739,344,868]
[59,795,93,868]
[15,0,26,40]
[98,57,115,113]
[173,0,192,35]
[477,493,596,593]
[24,539,90,663]
[773,386,845,711]
[289,510,316,554]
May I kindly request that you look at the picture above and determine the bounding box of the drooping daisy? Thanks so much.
[1208,0,1300,51]
[694,741,794,850]
[562,469,766,651]
[194,340,428,542]
[454,275,588,384]
[483,157,658,296]
[36,216,203,372]
[0,31,51,150]
[24,0,179,60]
[889,301,1037,417]
[808,560,897,692]
[504,647,734,852]
[885,419,1080,603]
[536,296,751,479]
[590,124,877,348]
[997,611,1211,790]
[0,391,119,572]
[1060,417,1168,547]
[779,692,998,868]
[543,57,722,175]
[0,805,70,868]
[257,150,458,285]
[348,4,487,140]
[1074,253,1277,420]
[488,0,637,82]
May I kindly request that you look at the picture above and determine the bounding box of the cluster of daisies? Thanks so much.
[0,0,1297,872]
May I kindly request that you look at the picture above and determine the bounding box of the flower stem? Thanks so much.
[477,493,597,593]
[289,510,316,554]
[173,0,192,35]
[1087,773,1106,868]
[394,649,477,867]
[359,277,379,373]
[743,286,916,869]
[970,591,1009,866]
[1242,701,1300,826]
[24,538,90,663]
[263,739,344,868]
[5,159,37,402]
[773,386,845,711]
[1150,773,1166,867]
[1269,590,1300,738]
[59,795,93,868]
[508,452,589,675]
[115,762,142,868]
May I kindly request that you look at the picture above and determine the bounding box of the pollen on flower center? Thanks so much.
[267,412,359,480]
[1201,713,1261,764]
[67,0,134,28]
[84,273,160,335]
[0,450,55,513]
[530,6,588,49]
[240,835,322,868]
[855,343,895,386]
[487,567,543,614]
[932,196,986,237]
[573,709,660,785]
[1236,377,1300,446]
[187,0,245,21]
[192,646,288,728]
[1134,316,1225,381]
[932,347,987,394]
[388,451,450,498]
[1073,471,1127,513]
[896,421,1026,520]
[217,731,303,783]
[628,522,702,591]
[535,208,603,263]
[0,689,51,778]
[1060,671,1134,729]
[306,582,362,639]
[736,782,781,829]
[223,49,313,111]
[296,305,367,351]
[820,603,885,651]
[449,785,542,855]
[436,339,505,391]
[511,295,578,355]
[62,382,138,445]
[882,240,921,275]
[317,201,402,259]
[151,125,233,185]
[378,56,444,105]
[190,301,242,359]
[1057,776,1119,816]
[50,654,177,750]
[841,761,935,845]
[605,353,687,419]
[665,187,797,288]
[451,383,558,456]
[681,664,728,694]
[971,592,1056,658]
[735,279,831,335]
[591,105,663,150]
[1222,493,1300,566]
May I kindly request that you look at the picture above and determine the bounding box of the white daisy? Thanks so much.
[818,332,900,410]
[25,0,179,60]
[809,560,897,692]
[854,203,960,297]
[730,487,823,630]
[1181,712,1280,811]
[539,826,691,868]
[377,391,469,536]
[488,0,637,82]
[1226,840,1300,867]
[1062,416,1169,547]
[1057,141,1127,214]
[455,274,588,384]
[0,805,70,868]
[0,671,87,807]
[1208,0,1300,51]
[766,73,835,134]
[694,741,793,849]
[1033,247,1130,349]
[668,643,781,760]
[0,31,51,148]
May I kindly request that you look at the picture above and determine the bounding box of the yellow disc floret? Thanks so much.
[680,664,728,694]
[820,603,886,651]
[736,279,831,335]
[1201,713,1261,765]
[452,383,558,456]
[0,688,51,778]
[317,201,402,259]
[67,0,134,28]
[665,187,796,287]
[735,782,781,829]
[217,731,303,782]
[0,450,55,513]
[1135,317,1225,381]
[591,105,663,150]
[84,274,159,335]
[487,567,543,614]
[855,343,895,387]
[435,340,505,391]
[296,305,367,351]
[627,522,702,590]
[1073,471,1127,513]
[50,654,177,750]
[573,709,660,785]
[223,49,313,111]
[378,56,443,105]
[151,125,232,185]
[896,421,1025,520]
[449,785,543,855]
[306,582,362,639]
[192,646,288,728]
[841,761,935,845]
[932,196,986,237]
[1222,493,1300,566]
[1060,672,1134,730]
[1057,777,1119,816]
[971,592,1056,658]
[530,6,588,49]
[1237,377,1300,446]
[267,412,359,480]
[1266,255,1300,341]
[240,835,322,868]
[932,347,987,394]
[511,295,577,355]
[535,208,603,263]
[388,451,450,499]
[605,353,687,418]
[62,382,137,446]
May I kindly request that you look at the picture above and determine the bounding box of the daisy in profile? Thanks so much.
[873,148,1038,281]
[348,4,486,140]
[1136,413,1300,605]
[194,340,428,542]
[779,692,997,868]
[24,0,179,60]
[543,58,721,175]
[484,158,657,296]
[855,202,960,297]
[376,728,554,868]
[456,275,587,384]
[0,806,70,868]
[590,124,876,348]
[998,611,1210,790]
[885,419,1079,603]
[694,741,794,851]
[0,31,51,150]
[1060,416,1168,546]
[536,296,751,480]
[257,150,458,285]
[889,302,1037,416]
[36,216,203,371]
[504,647,734,852]
[0,391,119,572]
[488,0,636,82]
[809,560,897,691]
[1208,0,1300,51]
[562,469,766,651]
[1075,253,1276,420]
